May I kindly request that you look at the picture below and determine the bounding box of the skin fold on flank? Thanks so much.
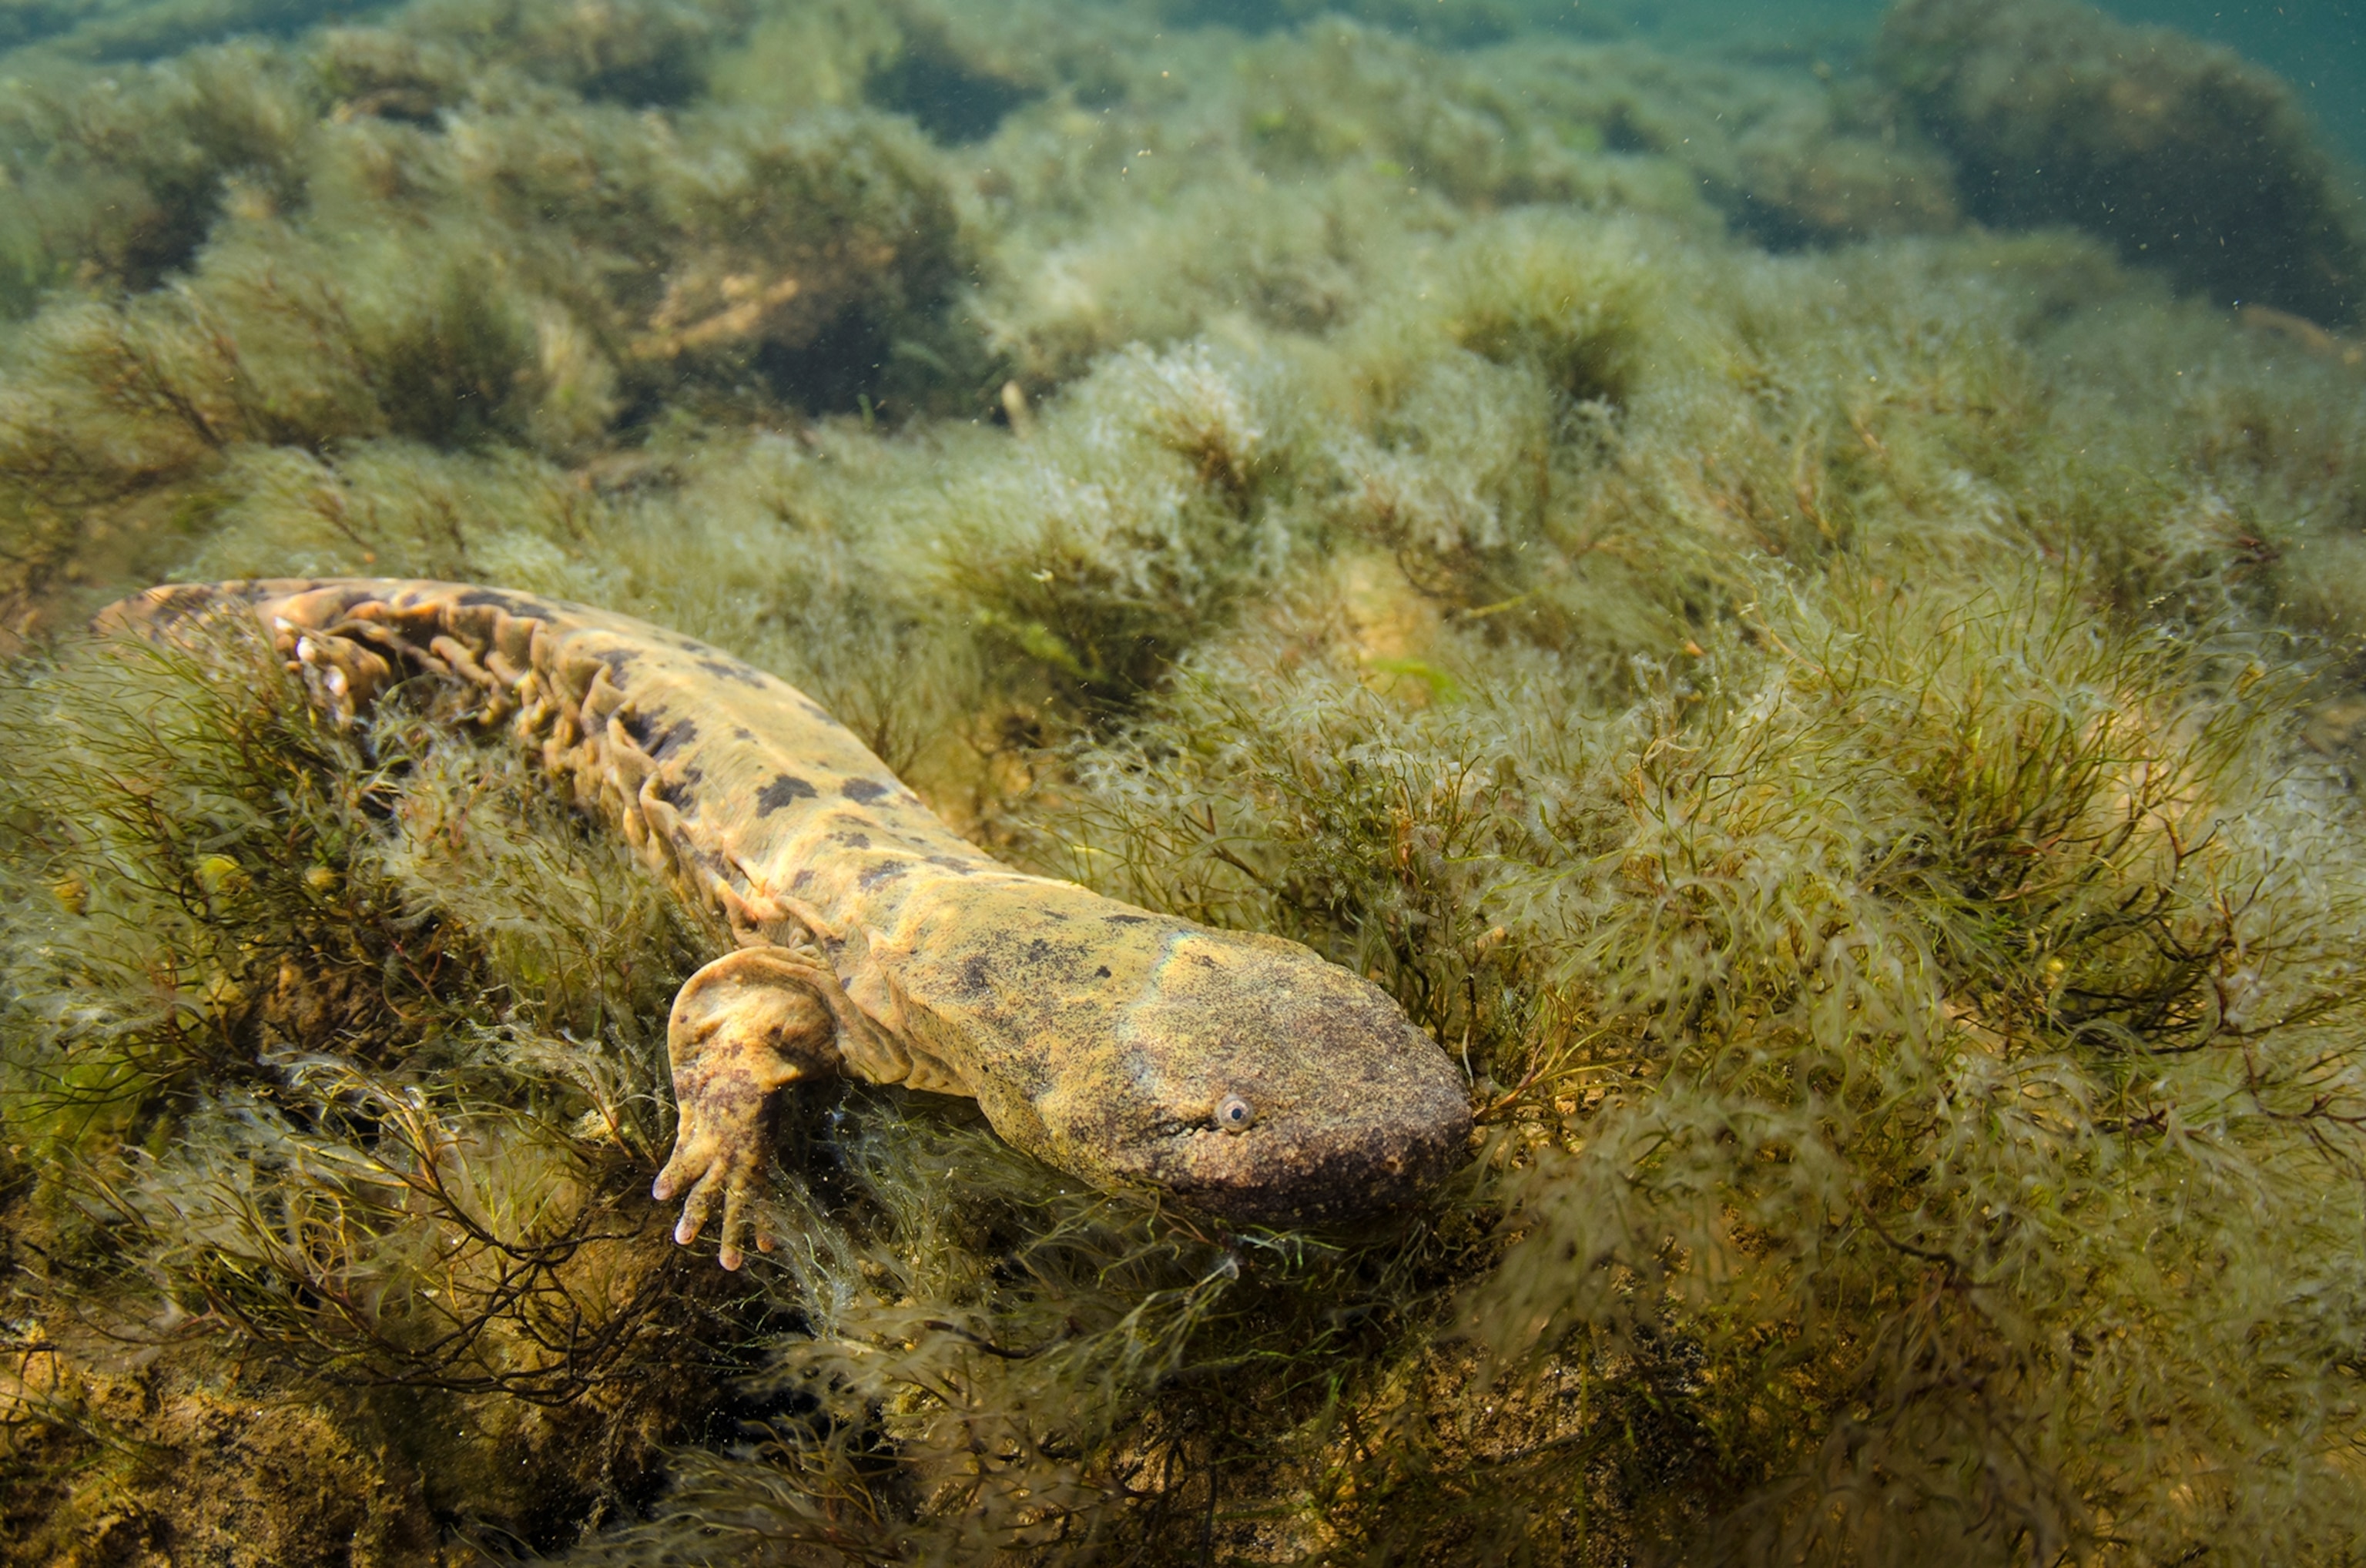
[96,578,1476,1268]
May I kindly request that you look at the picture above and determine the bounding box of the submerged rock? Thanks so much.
[1879,0,2366,323]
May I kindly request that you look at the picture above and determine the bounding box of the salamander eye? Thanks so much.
[1215,1094,1255,1133]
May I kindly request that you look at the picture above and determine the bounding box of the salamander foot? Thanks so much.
[653,946,842,1269]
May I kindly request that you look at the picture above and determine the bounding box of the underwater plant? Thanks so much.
[0,624,759,1552]
[1037,572,2366,1562]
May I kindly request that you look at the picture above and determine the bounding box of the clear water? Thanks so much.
[8,2,2366,1560]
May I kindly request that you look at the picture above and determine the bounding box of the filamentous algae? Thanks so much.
[3,0,2365,1563]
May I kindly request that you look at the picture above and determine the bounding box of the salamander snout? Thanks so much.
[1151,1064,1473,1226]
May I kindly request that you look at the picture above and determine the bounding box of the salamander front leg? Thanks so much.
[653,947,842,1269]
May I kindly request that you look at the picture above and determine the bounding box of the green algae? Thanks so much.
[3,1,2366,1563]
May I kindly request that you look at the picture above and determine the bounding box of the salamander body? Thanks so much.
[99,580,1473,1265]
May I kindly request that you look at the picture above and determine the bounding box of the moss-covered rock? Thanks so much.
[0,39,973,621]
[0,1368,445,1568]
[0,43,317,311]
[1879,0,2366,324]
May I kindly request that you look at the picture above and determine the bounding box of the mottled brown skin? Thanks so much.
[99,580,1474,1266]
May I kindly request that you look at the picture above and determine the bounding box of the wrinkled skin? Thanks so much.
[101,581,1475,1266]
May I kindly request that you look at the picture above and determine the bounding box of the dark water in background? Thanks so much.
[1613,0,2366,160]
[12,0,2361,162]
[1500,2,2361,168]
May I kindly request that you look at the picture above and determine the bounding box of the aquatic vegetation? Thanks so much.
[1472,35,1962,248]
[5,0,2366,1561]
[1040,571,2366,1563]
[946,340,1305,717]
[0,42,314,313]
[0,626,757,1548]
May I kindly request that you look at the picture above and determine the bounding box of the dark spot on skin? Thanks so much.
[791,869,815,890]
[841,779,891,804]
[697,658,770,689]
[832,830,873,849]
[129,584,223,629]
[595,648,637,679]
[650,718,699,759]
[616,705,661,746]
[800,699,834,722]
[1193,953,1217,968]
[958,954,993,997]
[444,588,558,624]
[756,773,818,814]
[1104,913,1150,926]
[733,727,755,741]
[654,776,699,810]
[1094,965,1111,979]
[926,856,975,876]
[454,589,565,622]
[859,859,909,889]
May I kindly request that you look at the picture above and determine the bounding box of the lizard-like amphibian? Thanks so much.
[100,580,1473,1267]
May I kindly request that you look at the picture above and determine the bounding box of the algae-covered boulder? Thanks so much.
[0,30,972,623]
[1878,0,2366,323]
[0,43,317,313]
[1728,92,1963,246]
[1462,38,1960,250]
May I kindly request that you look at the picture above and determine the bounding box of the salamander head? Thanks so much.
[1026,927,1473,1226]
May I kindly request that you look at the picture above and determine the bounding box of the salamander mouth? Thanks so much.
[1139,1107,1470,1228]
